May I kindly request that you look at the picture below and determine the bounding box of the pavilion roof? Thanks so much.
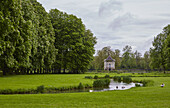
[105,56,115,62]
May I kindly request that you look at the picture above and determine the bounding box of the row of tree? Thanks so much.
[90,46,149,71]
[0,0,96,75]
[91,25,170,73]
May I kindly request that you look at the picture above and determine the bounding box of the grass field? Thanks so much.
[0,74,94,90]
[0,73,170,108]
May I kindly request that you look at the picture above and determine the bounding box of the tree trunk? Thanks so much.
[27,69,30,74]
[30,69,33,74]
[3,69,6,75]
[15,69,19,75]
[58,68,61,74]
[33,69,36,74]
[63,69,66,74]
[43,68,45,74]
[51,69,53,74]
[37,69,40,74]
[163,66,166,74]
[40,68,42,74]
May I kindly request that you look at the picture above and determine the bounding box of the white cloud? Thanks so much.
[99,0,122,17]
[108,13,136,30]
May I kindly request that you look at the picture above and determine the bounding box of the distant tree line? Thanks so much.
[90,25,170,73]
[0,0,96,75]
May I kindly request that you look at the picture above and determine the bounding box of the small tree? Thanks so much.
[78,82,84,89]
[37,85,45,93]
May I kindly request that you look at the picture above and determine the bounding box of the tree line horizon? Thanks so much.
[91,25,170,73]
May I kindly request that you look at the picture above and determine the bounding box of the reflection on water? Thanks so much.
[47,80,142,94]
[90,79,142,92]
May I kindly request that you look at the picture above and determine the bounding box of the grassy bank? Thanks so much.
[0,73,170,107]
[0,74,93,90]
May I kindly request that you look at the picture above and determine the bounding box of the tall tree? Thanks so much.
[121,45,132,69]
[144,51,150,71]
[49,9,73,73]
[134,50,142,68]
[150,33,167,73]
[79,29,96,72]
[30,0,56,73]
[49,9,96,73]
[114,49,121,69]
[163,25,170,70]
[0,0,32,75]
[65,15,90,73]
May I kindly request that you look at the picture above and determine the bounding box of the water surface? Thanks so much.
[90,79,142,92]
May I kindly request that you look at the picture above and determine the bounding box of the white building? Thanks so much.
[104,56,115,71]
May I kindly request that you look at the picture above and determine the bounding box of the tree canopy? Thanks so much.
[0,0,96,75]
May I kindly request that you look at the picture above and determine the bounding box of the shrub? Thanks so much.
[104,78,111,86]
[94,75,98,79]
[104,74,110,78]
[78,82,84,89]
[93,79,110,88]
[140,80,154,87]
[85,76,93,79]
[17,88,27,94]
[113,76,121,82]
[122,76,132,84]
[37,85,45,93]
[135,83,141,87]
[84,84,92,88]
[113,70,118,73]
[0,89,12,94]
[0,88,36,94]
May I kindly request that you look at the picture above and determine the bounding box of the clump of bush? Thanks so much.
[78,82,84,89]
[0,88,36,94]
[113,76,121,82]
[84,84,92,88]
[133,79,154,87]
[140,80,154,87]
[85,76,93,79]
[113,76,132,83]
[104,74,110,78]
[0,82,93,94]
[93,79,110,88]
[122,76,132,84]
[135,83,141,87]
[0,89,13,94]
[94,75,98,79]
[37,85,45,93]
[138,73,144,75]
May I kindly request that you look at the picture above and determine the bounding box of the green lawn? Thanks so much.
[0,73,170,108]
[0,74,94,90]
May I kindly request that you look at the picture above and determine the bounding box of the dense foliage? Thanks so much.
[150,25,170,73]
[49,9,96,73]
[93,79,110,88]
[0,0,96,75]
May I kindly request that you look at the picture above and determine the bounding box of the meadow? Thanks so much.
[0,73,170,108]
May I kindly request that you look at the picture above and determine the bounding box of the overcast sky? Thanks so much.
[37,0,170,55]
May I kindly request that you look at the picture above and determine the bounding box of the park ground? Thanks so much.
[0,72,170,108]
